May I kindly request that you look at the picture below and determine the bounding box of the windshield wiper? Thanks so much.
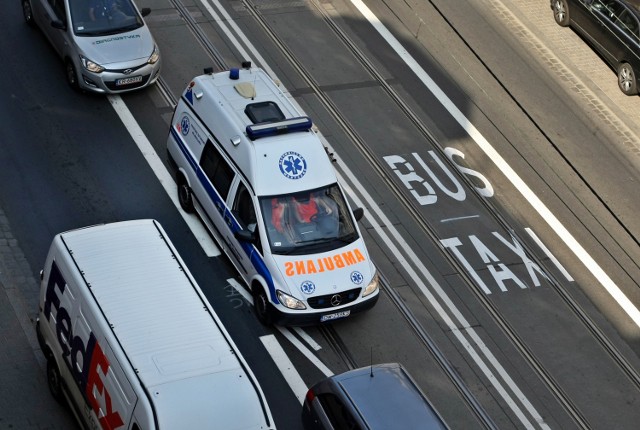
[335,232,358,243]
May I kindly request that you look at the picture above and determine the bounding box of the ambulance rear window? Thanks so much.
[245,101,285,124]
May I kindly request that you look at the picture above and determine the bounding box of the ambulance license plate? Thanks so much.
[116,76,142,86]
[320,310,350,322]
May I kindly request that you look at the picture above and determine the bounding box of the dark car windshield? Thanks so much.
[70,0,143,36]
[259,184,359,255]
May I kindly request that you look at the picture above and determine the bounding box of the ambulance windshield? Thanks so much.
[260,184,359,255]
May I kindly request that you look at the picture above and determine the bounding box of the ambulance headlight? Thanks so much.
[80,55,104,73]
[362,271,379,297]
[147,45,160,65]
[276,290,307,310]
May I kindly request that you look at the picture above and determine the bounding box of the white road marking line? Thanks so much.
[226,279,331,372]
[227,277,253,302]
[526,227,574,282]
[107,95,220,257]
[200,0,275,77]
[260,334,309,404]
[276,326,334,377]
[293,327,322,351]
[440,214,481,223]
[348,0,640,330]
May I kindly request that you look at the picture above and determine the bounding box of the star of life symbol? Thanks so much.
[180,116,190,136]
[350,271,364,285]
[279,151,307,179]
[301,280,316,295]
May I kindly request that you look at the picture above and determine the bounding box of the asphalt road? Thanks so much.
[2,0,640,429]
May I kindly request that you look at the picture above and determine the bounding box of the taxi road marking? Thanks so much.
[347,0,640,329]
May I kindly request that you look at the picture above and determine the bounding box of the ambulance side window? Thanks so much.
[200,142,234,200]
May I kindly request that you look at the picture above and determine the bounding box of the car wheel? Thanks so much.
[177,175,194,213]
[618,63,638,96]
[47,358,64,403]
[552,0,570,27]
[253,286,273,326]
[65,60,80,91]
[22,0,35,27]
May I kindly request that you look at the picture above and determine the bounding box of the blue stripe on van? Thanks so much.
[169,126,279,303]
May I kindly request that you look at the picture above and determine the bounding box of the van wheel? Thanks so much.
[22,0,35,27]
[177,176,194,213]
[47,359,63,403]
[253,287,273,326]
[65,60,80,91]
[618,63,638,95]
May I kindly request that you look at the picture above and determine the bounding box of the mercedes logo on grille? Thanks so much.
[330,294,342,307]
[123,69,133,75]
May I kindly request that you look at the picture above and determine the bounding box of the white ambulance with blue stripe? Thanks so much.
[166,64,379,325]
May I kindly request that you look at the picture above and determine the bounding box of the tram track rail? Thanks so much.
[157,0,640,428]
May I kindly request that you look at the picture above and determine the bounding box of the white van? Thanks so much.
[36,219,275,430]
[166,64,380,325]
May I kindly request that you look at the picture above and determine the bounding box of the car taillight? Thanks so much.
[305,389,316,403]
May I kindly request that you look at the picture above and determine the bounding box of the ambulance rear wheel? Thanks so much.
[253,287,273,326]
[47,358,63,403]
[177,175,194,213]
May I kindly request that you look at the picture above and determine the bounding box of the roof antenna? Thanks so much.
[370,346,374,378]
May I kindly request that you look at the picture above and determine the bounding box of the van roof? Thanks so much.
[185,67,338,195]
[59,219,271,429]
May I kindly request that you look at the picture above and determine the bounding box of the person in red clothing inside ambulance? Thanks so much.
[270,191,337,243]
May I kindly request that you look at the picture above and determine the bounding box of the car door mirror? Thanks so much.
[140,7,151,17]
[352,207,364,222]
[235,229,256,243]
[50,19,65,30]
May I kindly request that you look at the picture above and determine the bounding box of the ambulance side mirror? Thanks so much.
[141,7,151,17]
[353,207,364,222]
[235,229,256,243]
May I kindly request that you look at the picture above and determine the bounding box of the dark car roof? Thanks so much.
[333,363,448,430]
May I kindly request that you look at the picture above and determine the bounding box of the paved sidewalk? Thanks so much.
[0,209,76,429]
[498,0,640,160]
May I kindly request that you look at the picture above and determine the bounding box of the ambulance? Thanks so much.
[166,64,379,325]
[36,219,275,429]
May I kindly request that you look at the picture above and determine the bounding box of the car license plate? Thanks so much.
[320,310,350,322]
[115,76,142,86]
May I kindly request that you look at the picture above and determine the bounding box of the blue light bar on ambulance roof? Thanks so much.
[246,116,313,140]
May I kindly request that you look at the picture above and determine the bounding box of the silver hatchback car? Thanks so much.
[22,0,161,93]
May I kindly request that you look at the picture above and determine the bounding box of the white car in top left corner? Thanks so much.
[22,0,161,94]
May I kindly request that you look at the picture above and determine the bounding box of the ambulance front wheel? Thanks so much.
[177,175,194,213]
[253,286,273,326]
[47,358,63,403]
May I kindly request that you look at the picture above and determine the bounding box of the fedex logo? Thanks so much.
[43,261,124,430]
